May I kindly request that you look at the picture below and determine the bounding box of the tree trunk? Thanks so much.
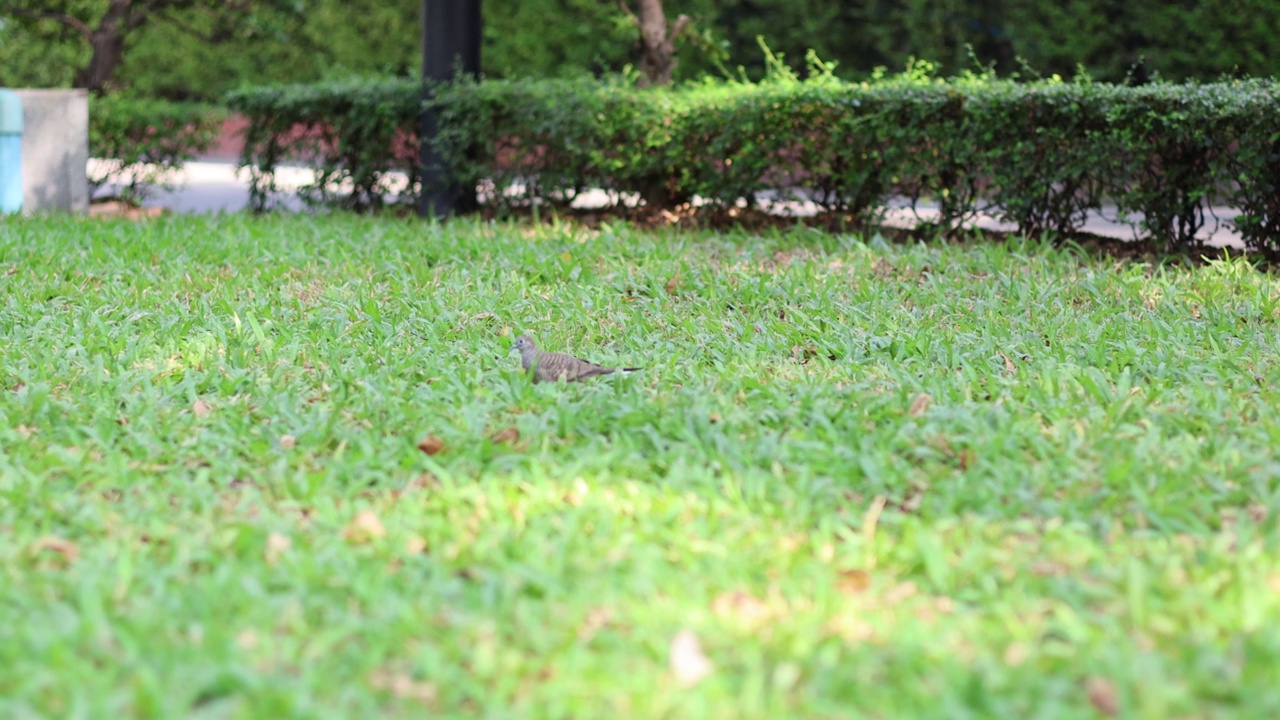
[73,0,192,93]
[71,0,138,93]
[626,0,689,87]
[4,0,251,94]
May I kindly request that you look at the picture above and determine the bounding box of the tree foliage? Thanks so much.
[6,1,1280,101]
[493,0,1280,84]
[0,0,307,93]
[122,1,419,100]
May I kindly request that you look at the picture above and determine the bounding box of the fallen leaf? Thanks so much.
[33,536,78,563]
[923,594,955,617]
[1003,643,1031,666]
[279,434,296,449]
[827,613,875,642]
[265,532,290,565]
[405,536,428,554]
[406,473,440,491]
[236,630,258,650]
[900,483,926,513]
[16,424,35,438]
[885,581,918,604]
[417,435,446,456]
[665,267,681,296]
[711,591,772,625]
[369,667,437,703]
[837,568,872,595]
[577,607,613,642]
[862,495,887,561]
[669,629,714,687]
[565,478,589,507]
[1000,353,1017,374]
[344,510,386,543]
[489,427,520,445]
[1029,560,1069,577]
[1085,677,1120,717]
[791,344,819,363]
[908,393,932,417]
[192,400,212,418]
[958,448,976,471]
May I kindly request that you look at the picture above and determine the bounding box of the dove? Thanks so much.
[512,335,641,383]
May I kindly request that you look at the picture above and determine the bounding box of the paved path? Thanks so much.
[111,160,1247,249]
[96,160,310,214]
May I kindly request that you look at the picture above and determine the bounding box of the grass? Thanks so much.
[1,213,1279,719]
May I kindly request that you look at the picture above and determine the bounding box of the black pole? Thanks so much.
[419,0,482,218]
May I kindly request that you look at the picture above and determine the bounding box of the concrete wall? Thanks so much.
[15,89,89,214]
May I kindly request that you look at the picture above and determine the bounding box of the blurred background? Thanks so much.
[2,0,1276,102]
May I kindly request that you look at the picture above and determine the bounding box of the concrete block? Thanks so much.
[14,89,89,214]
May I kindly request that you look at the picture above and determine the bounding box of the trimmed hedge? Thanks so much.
[89,96,224,204]
[225,78,421,212]
[228,72,1280,251]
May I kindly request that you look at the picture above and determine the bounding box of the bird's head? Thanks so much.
[512,335,536,354]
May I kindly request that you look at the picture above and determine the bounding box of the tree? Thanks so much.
[621,0,689,87]
[123,0,417,101]
[0,1,304,94]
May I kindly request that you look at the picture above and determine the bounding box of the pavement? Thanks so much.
[91,160,311,214]
[100,159,1248,249]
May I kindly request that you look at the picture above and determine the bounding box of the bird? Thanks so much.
[512,334,641,383]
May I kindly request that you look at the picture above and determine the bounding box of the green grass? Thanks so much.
[2,213,1280,719]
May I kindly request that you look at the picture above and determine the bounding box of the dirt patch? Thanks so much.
[88,199,167,220]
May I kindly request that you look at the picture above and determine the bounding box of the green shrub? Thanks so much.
[977,82,1115,237]
[229,73,1280,252]
[430,75,680,208]
[1216,81,1280,253]
[225,78,422,212]
[1102,84,1237,250]
[88,96,225,205]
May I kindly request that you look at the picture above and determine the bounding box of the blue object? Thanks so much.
[1,89,23,214]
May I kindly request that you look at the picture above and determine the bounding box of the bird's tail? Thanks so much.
[620,367,642,373]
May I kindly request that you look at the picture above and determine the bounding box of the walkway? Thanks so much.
[115,160,1248,249]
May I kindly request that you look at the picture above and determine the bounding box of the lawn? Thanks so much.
[1,213,1279,719]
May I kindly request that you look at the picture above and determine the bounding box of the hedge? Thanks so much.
[227,72,1280,252]
[225,78,421,212]
[89,96,224,205]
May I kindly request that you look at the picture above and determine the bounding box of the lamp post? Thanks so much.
[419,0,482,219]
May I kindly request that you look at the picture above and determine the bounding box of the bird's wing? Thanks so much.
[535,351,615,382]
